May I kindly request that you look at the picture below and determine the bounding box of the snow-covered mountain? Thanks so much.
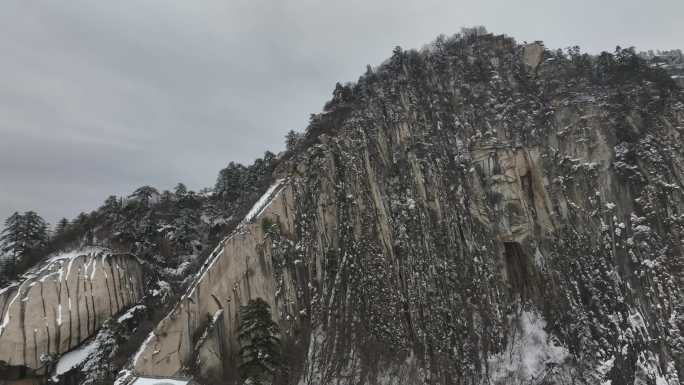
[2,31,684,385]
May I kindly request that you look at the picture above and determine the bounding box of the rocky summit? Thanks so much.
[2,31,684,385]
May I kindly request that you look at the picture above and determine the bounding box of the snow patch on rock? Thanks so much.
[118,305,147,323]
[242,178,286,224]
[52,337,100,381]
[131,377,193,385]
[487,311,569,383]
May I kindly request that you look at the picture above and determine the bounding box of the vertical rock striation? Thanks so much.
[0,248,144,373]
[133,180,296,379]
[133,34,684,384]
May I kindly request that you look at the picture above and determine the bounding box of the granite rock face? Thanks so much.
[133,180,296,379]
[133,34,684,384]
[0,248,143,373]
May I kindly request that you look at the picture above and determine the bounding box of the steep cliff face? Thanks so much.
[131,34,684,385]
[133,180,297,380]
[0,248,144,374]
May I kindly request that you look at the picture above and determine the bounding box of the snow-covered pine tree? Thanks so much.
[0,211,47,260]
[0,213,21,281]
[129,186,159,207]
[284,130,301,152]
[238,298,282,385]
[173,208,200,254]
[0,211,48,280]
[0,212,22,258]
[215,162,245,203]
[101,195,121,215]
[20,211,49,252]
[174,182,187,197]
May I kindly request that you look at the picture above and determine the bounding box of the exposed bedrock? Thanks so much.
[0,249,144,372]
[133,181,297,379]
[134,38,684,385]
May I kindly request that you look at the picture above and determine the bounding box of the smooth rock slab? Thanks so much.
[0,248,144,371]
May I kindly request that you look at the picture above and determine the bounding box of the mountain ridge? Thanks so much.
[2,30,684,385]
[127,32,684,384]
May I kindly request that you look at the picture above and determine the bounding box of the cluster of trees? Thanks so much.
[0,211,49,281]
[0,151,284,379]
[0,87,310,382]
[214,152,277,207]
[546,45,678,92]
[0,149,282,287]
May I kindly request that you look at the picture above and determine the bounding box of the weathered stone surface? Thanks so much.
[0,248,143,372]
[133,181,297,377]
[522,42,544,69]
[133,34,684,385]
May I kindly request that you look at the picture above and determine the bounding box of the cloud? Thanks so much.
[0,0,682,224]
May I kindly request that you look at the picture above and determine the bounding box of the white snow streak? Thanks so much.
[132,377,192,385]
[242,178,285,224]
[118,305,146,323]
[133,332,156,366]
[0,248,111,337]
[134,179,288,367]
[0,289,21,336]
[186,178,286,299]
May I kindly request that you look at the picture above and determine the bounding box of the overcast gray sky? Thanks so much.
[1,0,682,225]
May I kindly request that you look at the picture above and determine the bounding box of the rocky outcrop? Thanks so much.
[133,33,684,385]
[133,180,297,379]
[0,248,143,373]
[522,42,544,70]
